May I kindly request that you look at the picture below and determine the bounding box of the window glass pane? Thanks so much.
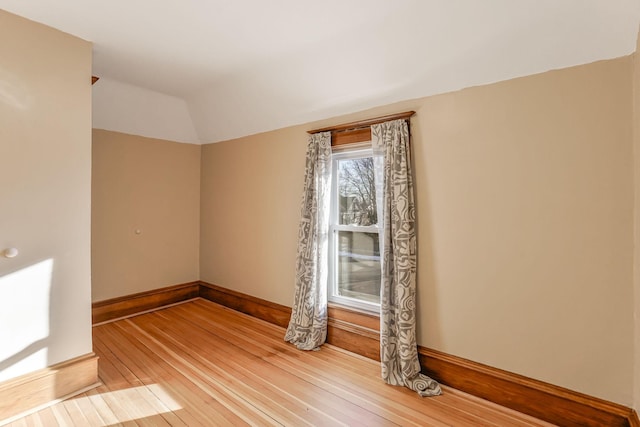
[336,230,381,304]
[338,157,377,226]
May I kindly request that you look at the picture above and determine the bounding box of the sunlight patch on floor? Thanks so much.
[69,384,182,425]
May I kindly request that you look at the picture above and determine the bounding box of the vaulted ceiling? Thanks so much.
[1,0,639,144]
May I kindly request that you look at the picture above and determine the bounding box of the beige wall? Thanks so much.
[416,57,633,407]
[633,28,640,411]
[200,57,635,406]
[200,127,307,303]
[92,130,200,301]
[0,10,93,381]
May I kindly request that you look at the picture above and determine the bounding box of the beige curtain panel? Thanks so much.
[372,119,441,397]
[284,131,332,350]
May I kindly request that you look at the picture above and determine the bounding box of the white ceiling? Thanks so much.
[1,0,639,143]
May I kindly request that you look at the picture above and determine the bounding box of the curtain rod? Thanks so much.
[307,111,415,134]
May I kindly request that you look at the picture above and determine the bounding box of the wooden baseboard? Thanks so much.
[325,306,638,427]
[92,281,200,324]
[326,304,381,361]
[197,283,640,427]
[199,281,292,328]
[0,353,99,423]
[91,281,640,427]
[92,281,291,328]
[418,347,639,427]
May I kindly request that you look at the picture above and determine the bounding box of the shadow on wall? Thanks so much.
[0,258,53,383]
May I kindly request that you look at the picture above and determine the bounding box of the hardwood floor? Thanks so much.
[6,299,556,426]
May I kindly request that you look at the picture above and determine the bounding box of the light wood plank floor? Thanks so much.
[8,299,556,426]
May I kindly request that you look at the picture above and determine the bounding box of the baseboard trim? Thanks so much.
[91,282,640,427]
[326,305,381,361]
[197,283,639,427]
[199,281,292,328]
[0,353,99,423]
[418,347,637,427]
[92,281,200,324]
[92,298,200,326]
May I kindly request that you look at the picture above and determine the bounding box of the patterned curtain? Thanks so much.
[284,131,332,350]
[372,120,442,397]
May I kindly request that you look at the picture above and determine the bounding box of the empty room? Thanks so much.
[1,1,640,426]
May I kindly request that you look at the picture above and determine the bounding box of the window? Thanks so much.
[329,148,381,312]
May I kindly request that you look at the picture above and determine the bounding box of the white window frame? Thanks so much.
[328,147,381,313]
